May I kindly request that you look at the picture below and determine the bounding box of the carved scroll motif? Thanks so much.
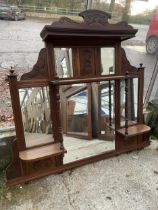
[21,48,48,80]
[121,48,139,75]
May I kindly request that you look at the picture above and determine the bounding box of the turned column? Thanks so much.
[7,69,26,151]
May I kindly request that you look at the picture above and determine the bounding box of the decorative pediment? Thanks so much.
[49,10,133,30]
[40,10,137,41]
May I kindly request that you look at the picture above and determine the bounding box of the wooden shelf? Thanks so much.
[117,124,150,137]
[19,143,66,162]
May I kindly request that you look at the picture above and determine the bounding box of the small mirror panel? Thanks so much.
[120,78,138,127]
[54,48,73,78]
[19,86,53,148]
[101,48,115,75]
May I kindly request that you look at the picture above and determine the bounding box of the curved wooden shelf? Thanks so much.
[117,124,151,137]
[19,143,66,162]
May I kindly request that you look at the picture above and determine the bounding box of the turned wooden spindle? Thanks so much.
[49,82,65,151]
[125,71,129,136]
[108,80,112,127]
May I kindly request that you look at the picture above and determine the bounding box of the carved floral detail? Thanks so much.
[79,48,95,76]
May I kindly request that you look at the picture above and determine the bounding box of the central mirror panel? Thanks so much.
[60,82,115,164]
[19,86,53,148]
[66,84,90,138]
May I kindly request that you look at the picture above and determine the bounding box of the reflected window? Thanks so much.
[101,48,115,75]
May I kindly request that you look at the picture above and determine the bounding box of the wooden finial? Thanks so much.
[139,63,143,68]
[9,66,15,75]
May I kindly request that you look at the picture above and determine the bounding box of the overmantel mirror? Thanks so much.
[6,10,150,186]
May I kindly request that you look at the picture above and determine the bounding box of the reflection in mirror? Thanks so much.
[101,48,115,75]
[99,81,115,141]
[120,78,138,127]
[61,82,115,164]
[54,48,73,78]
[66,86,88,136]
[19,87,53,148]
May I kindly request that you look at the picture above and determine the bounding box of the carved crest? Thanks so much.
[79,10,111,25]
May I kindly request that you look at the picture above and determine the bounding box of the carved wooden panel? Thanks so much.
[33,158,54,171]
[72,47,100,77]
[20,156,62,176]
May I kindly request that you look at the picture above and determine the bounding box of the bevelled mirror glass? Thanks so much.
[101,47,115,75]
[19,86,53,148]
[120,78,138,127]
